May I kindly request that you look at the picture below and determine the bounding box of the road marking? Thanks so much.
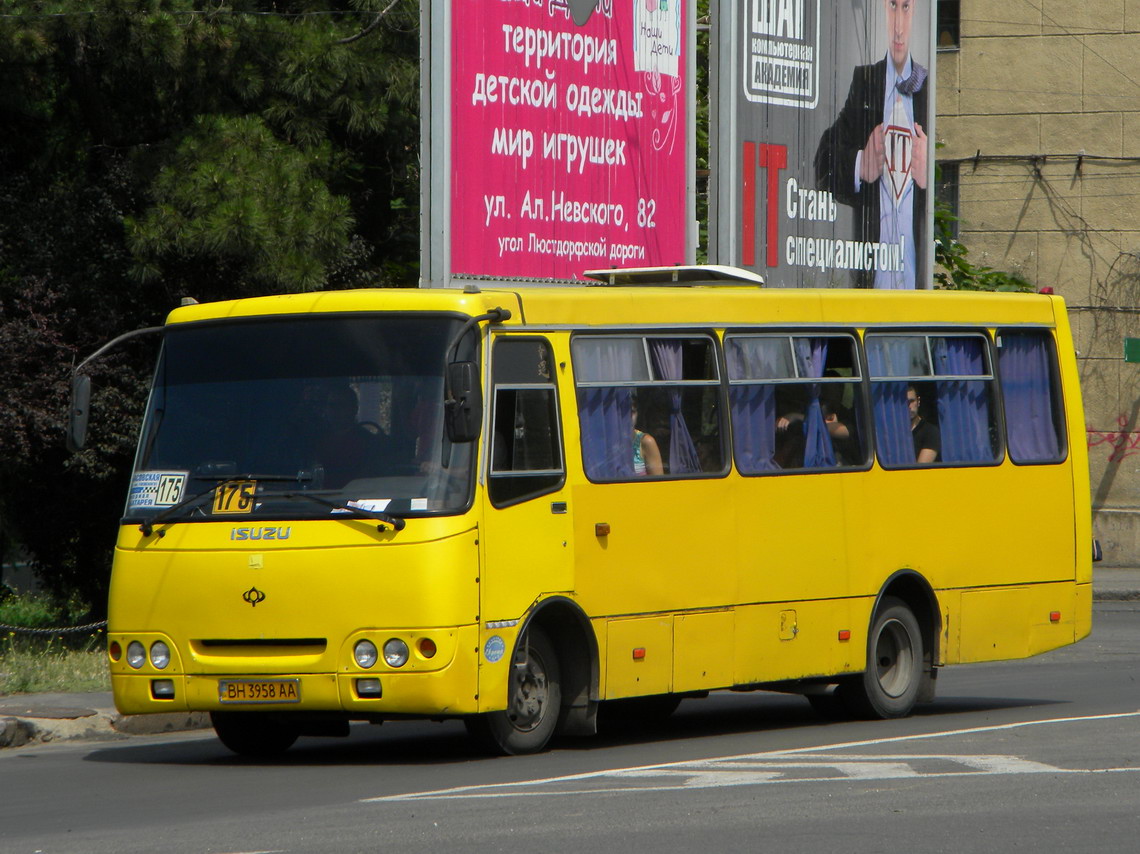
[361,710,1140,803]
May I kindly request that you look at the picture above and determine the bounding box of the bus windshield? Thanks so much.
[126,314,476,522]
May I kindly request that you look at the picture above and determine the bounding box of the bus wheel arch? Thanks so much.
[843,571,941,718]
[523,596,599,738]
[874,570,941,679]
[466,597,598,754]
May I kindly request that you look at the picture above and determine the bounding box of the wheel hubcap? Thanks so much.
[874,618,914,698]
[509,650,549,731]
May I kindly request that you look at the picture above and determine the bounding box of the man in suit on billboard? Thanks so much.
[815,0,929,289]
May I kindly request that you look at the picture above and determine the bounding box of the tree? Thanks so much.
[0,1,421,611]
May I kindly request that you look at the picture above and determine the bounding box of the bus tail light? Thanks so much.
[418,638,437,659]
[108,641,122,662]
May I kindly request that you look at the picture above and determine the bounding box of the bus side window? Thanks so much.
[867,333,1000,468]
[726,333,867,473]
[997,331,1066,464]
[572,335,724,480]
[489,338,565,507]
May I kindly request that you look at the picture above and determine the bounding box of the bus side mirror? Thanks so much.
[66,374,91,452]
[445,361,482,443]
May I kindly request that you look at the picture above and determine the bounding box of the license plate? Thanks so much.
[218,679,301,704]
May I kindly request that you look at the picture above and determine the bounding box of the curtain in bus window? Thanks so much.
[793,338,836,468]
[726,338,780,473]
[575,338,641,479]
[999,333,1062,462]
[932,337,995,463]
[648,339,701,474]
[867,338,916,466]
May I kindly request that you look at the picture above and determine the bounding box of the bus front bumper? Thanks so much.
[112,662,480,718]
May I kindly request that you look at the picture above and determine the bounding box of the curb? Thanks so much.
[0,709,209,749]
[1097,590,1139,601]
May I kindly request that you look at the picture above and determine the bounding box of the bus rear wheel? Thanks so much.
[841,596,923,719]
[466,626,562,755]
[210,712,299,758]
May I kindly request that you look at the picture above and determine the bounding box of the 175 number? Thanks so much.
[212,480,256,514]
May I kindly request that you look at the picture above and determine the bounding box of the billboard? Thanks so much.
[711,0,935,289]
[422,0,695,286]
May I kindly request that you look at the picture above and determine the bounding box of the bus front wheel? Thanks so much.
[466,627,562,755]
[841,596,923,719]
[210,712,299,758]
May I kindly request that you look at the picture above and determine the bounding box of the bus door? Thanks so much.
[480,336,573,626]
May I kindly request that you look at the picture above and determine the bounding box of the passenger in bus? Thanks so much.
[317,385,383,488]
[908,385,940,463]
[631,399,664,476]
[821,402,858,465]
[775,380,856,467]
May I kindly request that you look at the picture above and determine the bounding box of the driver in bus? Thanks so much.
[317,385,382,488]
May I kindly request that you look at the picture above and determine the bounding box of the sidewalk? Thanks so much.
[3,568,1138,749]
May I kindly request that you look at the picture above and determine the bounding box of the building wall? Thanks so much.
[936,0,1140,564]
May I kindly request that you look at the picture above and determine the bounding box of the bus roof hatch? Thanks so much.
[582,265,765,287]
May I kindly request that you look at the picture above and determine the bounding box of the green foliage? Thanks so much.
[0,1,422,610]
[0,591,86,630]
[128,115,353,292]
[0,634,110,695]
[0,592,104,694]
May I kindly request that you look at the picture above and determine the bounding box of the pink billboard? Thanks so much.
[450,0,689,281]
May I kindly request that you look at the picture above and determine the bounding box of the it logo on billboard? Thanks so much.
[884,97,913,207]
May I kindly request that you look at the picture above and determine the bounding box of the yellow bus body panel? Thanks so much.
[109,517,482,715]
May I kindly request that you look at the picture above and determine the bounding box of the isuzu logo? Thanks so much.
[243,587,266,607]
[230,526,291,541]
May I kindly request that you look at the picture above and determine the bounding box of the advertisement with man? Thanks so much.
[711,0,934,289]
[424,0,694,285]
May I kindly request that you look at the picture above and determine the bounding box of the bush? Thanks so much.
[0,591,108,694]
[0,592,84,630]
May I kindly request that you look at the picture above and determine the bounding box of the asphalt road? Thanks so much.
[2,602,1137,854]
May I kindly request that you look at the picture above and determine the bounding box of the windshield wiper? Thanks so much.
[277,492,406,532]
[137,473,313,537]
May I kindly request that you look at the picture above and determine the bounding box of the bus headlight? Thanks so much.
[126,641,146,669]
[149,641,171,670]
[383,638,409,668]
[354,639,378,669]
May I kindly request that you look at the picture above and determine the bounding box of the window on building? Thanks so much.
[935,160,960,240]
[937,0,960,49]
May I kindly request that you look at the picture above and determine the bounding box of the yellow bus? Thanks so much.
[79,268,1092,756]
